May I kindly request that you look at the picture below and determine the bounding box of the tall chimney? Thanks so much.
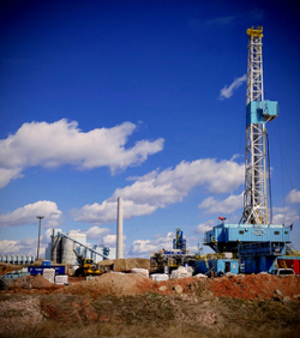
[116,197,123,259]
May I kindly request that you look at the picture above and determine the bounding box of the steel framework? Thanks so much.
[242,26,267,224]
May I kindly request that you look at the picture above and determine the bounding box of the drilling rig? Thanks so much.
[240,26,277,225]
[195,26,299,276]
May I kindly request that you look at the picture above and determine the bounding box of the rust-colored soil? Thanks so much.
[2,273,300,301]
[207,274,300,300]
[1,273,300,338]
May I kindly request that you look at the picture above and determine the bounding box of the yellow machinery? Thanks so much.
[73,249,100,277]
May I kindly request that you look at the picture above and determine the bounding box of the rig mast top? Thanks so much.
[241,26,278,225]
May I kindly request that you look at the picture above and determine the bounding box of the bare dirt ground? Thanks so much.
[0,273,300,338]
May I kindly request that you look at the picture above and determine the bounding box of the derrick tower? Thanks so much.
[240,26,278,225]
[201,27,295,275]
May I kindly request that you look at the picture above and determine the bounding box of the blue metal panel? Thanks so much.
[194,259,239,275]
[216,227,225,242]
[194,260,208,274]
[244,259,256,274]
[42,260,51,266]
[246,101,265,126]
[28,265,66,275]
[246,100,278,127]
[262,100,278,119]
[224,225,288,243]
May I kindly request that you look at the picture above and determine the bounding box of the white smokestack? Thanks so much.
[116,197,123,259]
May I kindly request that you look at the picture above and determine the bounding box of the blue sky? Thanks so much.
[1,0,300,258]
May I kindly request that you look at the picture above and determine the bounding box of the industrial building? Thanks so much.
[45,229,115,265]
[0,255,35,265]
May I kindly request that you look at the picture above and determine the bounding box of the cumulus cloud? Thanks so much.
[0,119,164,188]
[102,234,118,247]
[287,189,300,204]
[74,158,244,224]
[0,238,41,256]
[128,232,175,258]
[0,201,63,228]
[219,74,247,100]
[0,168,23,188]
[272,206,299,225]
[198,193,243,214]
[73,200,157,225]
[194,220,215,234]
[85,226,110,240]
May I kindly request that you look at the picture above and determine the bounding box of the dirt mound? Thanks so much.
[97,258,150,272]
[7,274,53,290]
[0,263,23,275]
[30,259,44,266]
[207,274,300,301]
[56,272,153,297]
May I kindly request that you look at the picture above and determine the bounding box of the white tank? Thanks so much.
[62,237,74,265]
[14,255,20,264]
[62,233,87,265]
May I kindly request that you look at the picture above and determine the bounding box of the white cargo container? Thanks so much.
[150,274,169,281]
[55,275,68,285]
[131,268,149,278]
[43,268,55,284]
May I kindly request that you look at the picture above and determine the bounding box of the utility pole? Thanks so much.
[36,216,44,260]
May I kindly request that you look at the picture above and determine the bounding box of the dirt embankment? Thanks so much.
[0,263,23,275]
[1,273,300,338]
[2,273,300,301]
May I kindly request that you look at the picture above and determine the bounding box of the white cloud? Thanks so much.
[73,200,157,225]
[128,232,175,258]
[130,240,157,255]
[0,238,40,256]
[74,158,244,224]
[219,74,247,100]
[272,206,299,225]
[0,119,164,187]
[194,220,215,234]
[86,226,110,240]
[0,201,63,228]
[41,229,53,243]
[102,234,117,247]
[287,189,300,204]
[199,193,243,214]
[0,168,23,188]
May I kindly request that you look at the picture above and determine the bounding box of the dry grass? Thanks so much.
[1,293,300,338]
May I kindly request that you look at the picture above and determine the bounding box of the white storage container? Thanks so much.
[43,268,55,284]
[131,268,149,278]
[171,266,193,279]
[150,273,169,281]
[55,275,68,285]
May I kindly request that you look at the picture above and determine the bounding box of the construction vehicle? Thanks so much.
[73,249,100,277]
